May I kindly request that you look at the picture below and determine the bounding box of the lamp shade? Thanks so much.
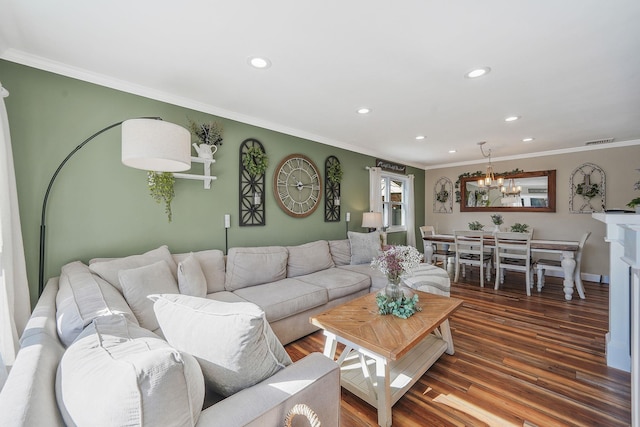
[121,119,191,172]
[362,212,383,229]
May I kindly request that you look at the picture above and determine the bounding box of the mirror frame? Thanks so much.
[459,169,556,213]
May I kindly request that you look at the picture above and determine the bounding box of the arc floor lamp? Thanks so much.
[38,117,191,295]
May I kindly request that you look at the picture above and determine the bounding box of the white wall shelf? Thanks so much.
[173,157,217,189]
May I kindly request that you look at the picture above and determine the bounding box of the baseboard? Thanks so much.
[541,270,604,284]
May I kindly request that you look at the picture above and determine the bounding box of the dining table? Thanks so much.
[422,234,583,301]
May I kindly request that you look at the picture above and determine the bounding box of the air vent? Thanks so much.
[585,138,614,146]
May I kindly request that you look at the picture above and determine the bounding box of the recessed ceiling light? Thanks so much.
[505,115,521,122]
[415,135,425,140]
[465,67,491,79]
[522,137,535,142]
[357,107,371,115]
[248,56,271,69]
[448,149,457,154]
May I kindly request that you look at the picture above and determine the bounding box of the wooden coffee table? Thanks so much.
[311,290,463,427]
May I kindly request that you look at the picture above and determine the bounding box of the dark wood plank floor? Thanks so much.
[285,272,631,426]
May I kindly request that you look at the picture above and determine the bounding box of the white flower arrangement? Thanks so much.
[371,245,423,282]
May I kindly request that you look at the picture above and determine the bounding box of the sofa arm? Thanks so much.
[196,352,340,427]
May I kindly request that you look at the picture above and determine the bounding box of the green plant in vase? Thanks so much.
[510,223,529,233]
[468,221,484,231]
[148,171,175,222]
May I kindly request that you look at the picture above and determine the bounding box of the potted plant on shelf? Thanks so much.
[148,171,175,222]
[490,214,503,232]
[188,119,223,159]
[627,170,640,213]
[510,223,529,233]
[242,146,268,177]
[468,221,484,231]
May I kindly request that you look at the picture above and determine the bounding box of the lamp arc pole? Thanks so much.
[38,117,162,295]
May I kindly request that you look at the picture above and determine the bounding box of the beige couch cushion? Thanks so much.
[152,294,292,398]
[225,246,288,291]
[89,245,177,293]
[56,314,204,427]
[232,278,328,323]
[177,253,207,298]
[173,249,226,293]
[348,231,382,265]
[118,260,179,332]
[286,240,334,277]
[295,268,371,300]
[329,239,351,266]
[339,264,388,291]
[56,261,138,347]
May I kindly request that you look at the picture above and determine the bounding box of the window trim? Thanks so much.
[381,171,409,233]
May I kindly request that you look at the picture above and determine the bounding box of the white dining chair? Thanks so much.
[535,232,591,296]
[420,225,455,267]
[453,230,491,288]
[494,231,534,295]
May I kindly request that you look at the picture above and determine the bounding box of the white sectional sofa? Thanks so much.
[0,233,450,426]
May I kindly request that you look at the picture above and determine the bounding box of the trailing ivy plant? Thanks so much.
[327,161,343,184]
[242,146,268,177]
[148,171,175,222]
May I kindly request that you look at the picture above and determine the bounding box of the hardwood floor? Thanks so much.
[285,273,632,426]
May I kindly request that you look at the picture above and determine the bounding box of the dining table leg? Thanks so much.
[561,250,577,301]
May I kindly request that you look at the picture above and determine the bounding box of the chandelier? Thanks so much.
[477,142,504,189]
[501,178,521,196]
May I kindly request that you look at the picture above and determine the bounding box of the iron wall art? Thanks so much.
[569,162,605,214]
[433,176,453,213]
[239,138,267,226]
[324,156,341,222]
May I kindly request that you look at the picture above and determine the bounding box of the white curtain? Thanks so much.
[368,167,383,214]
[0,82,31,388]
[406,174,416,247]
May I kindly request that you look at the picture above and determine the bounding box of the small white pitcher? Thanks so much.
[193,143,218,159]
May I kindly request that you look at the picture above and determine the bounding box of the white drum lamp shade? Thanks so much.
[362,212,383,229]
[121,119,191,172]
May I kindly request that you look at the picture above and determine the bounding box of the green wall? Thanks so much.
[0,60,425,306]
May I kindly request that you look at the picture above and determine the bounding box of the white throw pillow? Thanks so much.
[89,245,177,293]
[286,240,335,277]
[177,253,207,298]
[152,294,292,397]
[56,261,139,347]
[56,314,204,427]
[118,260,179,331]
[348,231,382,265]
[173,249,226,293]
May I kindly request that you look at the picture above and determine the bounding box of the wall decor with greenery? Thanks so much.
[239,139,268,226]
[569,163,605,214]
[324,156,342,222]
[148,171,176,222]
[433,176,453,213]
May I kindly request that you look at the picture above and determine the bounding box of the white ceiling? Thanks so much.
[1,0,640,169]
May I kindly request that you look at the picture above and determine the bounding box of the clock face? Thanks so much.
[274,154,322,217]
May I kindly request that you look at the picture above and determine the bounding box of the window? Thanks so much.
[380,173,409,232]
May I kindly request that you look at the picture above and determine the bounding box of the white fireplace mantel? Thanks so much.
[592,212,640,427]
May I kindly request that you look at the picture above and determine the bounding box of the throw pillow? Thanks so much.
[286,240,335,277]
[151,293,292,397]
[177,253,207,298]
[348,230,382,265]
[225,246,288,291]
[173,249,226,293]
[56,261,139,347]
[328,239,351,266]
[89,245,177,293]
[118,260,179,331]
[56,314,204,427]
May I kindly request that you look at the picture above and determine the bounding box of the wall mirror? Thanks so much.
[460,170,556,212]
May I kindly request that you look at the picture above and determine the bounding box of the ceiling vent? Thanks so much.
[585,138,614,146]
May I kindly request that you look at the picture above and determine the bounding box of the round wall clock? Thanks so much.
[274,154,322,218]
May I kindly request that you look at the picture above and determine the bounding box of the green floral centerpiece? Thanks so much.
[371,245,423,318]
[468,221,484,231]
[510,223,529,233]
[490,214,503,232]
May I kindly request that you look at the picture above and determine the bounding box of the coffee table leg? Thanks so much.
[440,319,455,355]
[323,332,338,359]
[375,357,392,427]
